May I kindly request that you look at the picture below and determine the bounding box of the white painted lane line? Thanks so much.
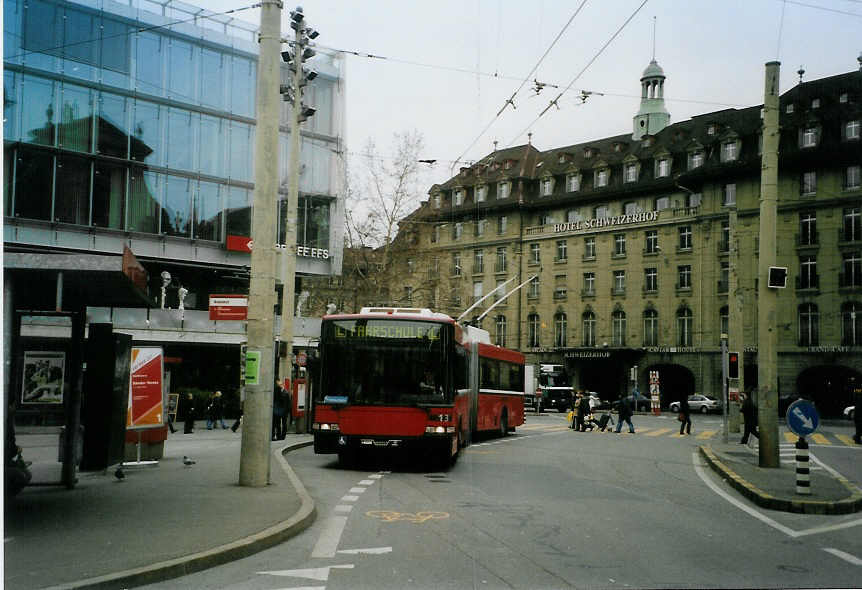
[334,505,354,514]
[368,474,383,479]
[823,548,862,566]
[341,495,359,502]
[349,487,366,494]
[311,516,349,558]
[358,479,375,485]
[798,519,862,537]
[259,564,355,580]
[338,547,393,555]
[268,586,325,590]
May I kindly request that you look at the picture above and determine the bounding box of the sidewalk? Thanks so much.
[700,441,862,515]
[4,424,315,590]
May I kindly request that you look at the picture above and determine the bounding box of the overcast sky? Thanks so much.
[208,0,862,192]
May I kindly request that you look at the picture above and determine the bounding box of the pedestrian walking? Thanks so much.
[285,382,294,434]
[615,391,636,433]
[740,392,759,444]
[182,392,196,434]
[571,392,586,431]
[205,391,227,429]
[678,395,692,435]
[852,388,861,445]
[231,401,243,433]
[272,380,288,440]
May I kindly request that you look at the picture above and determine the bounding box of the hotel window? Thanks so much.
[453,222,463,240]
[612,310,626,347]
[687,193,702,208]
[721,141,738,162]
[475,184,487,202]
[811,98,820,109]
[655,196,670,211]
[498,181,510,199]
[582,312,596,347]
[846,166,861,190]
[614,234,626,256]
[624,163,638,183]
[801,171,817,195]
[530,243,541,264]
[800,211,817,245]
[594,205,610,218]
[844,207,861,241]
[678,225,692,250]
[452,252,461,276]
[475,218,487,237]
[688,150,704,170]
[495,315,507,347]
[494,279,506,302]
[678,265,692,289]
[645,230,659,254]
[719,261,729,292]
[677,308,693,346]
[497,215,508,234]
[528,277,540,298]
[724,183,736,206]
[431,224,440,243]
[583,272,595,295]
[800,126,819,148]
[843,252,862,287]
[643,309,658,346]
[473,249,484,274]
[554,313,568,347]
[613,270,626,294]
[624,201,641,215]
[528,314,540,348]
[786,104,794,113]
[541,177,554,196]
[567,209,581,223]
[595,168,609,187]
[720,220,730,252]
[798,303,819,346]
[584,237,596,259]
[644,267,658,292]
[567,173,581,192]
[842,302,862,346]
[407,259,415,274]
[472,281,483,303]
[556,240,568,261]
[433,194,441,208]
[844,120,860,141]
[454,188,464,206]
[496,247,507,273]
[799,256,817,289]
[656,158,670,178]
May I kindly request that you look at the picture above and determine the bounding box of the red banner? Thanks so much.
[209,294,249,320]
[226,234,253,253]
[128,347,164,429]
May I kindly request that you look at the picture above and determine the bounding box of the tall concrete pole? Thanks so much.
[239,0,282,487]
[728,208,743,433]
[757,61,781,468]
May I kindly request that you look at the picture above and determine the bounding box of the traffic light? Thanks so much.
[728,351,739,379]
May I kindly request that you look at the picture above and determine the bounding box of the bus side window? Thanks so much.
[455,347,468,390]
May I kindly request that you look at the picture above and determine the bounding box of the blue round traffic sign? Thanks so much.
[786,399,819,438]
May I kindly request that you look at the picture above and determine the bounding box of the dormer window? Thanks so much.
[624,163,638,183]
[497,181,510,199]
[655,196,670,211]
[594,168,609,188]
[567,173,581,192]
[786,104,794,114]
[844,120,860,141]
[840,93,849,103]
[558,153,567,164]
[433,194,441,209]
[800,126,819,148]
[541,177,555,197]
[707,125,716,135]
[688,150,704,170]
[584,148,593,159]
[721,141,738,162]
[492,162,501,171]
[656,158,671,178]
[641,137,652,147]
[475,184,487,202]
[454,188,464,206]
[613,142,625,153]
[504,159,514,170]
[811,98,820,109]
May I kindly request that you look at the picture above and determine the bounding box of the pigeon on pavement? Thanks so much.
[114,467,125,480]
[183,456,196,466]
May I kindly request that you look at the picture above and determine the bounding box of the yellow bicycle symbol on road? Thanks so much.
[366,510,450,524]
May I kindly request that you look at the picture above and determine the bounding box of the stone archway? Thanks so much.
[645,363,695,408]
[796,365,862,418]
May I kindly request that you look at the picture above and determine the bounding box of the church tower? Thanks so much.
[632,59,670,140]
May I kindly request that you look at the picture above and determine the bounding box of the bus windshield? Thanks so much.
[320,319,449,405]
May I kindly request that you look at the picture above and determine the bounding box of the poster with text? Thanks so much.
[128,347,164,429]
[21,351,65,404]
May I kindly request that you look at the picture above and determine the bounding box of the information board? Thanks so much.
[128,347,164,429]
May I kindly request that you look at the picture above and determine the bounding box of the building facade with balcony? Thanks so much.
[3,0,345,417]
[397,61,862,415]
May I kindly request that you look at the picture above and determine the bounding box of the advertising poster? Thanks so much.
[21,351,65,404]
[128,347,164,429]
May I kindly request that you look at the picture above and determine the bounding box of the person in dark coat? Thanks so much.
[740,392,759,444]
[206,391,228,429]
[272,380,287,440]
[678,395,692,435]
[182,392,196,434]
[852,388,861,445]
[572,393,587,431]
[615,392,636,433]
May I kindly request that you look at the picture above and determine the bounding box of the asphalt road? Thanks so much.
[140,412,862,589]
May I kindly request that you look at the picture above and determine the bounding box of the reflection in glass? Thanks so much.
[225,185,250,237]
[4,71,20,141]
[21,75,56,146]
[301,195,330,249]
[230,56,255,118]
[14,148,53,220]
[59,84,93,152]
[128,170,160,233]
[168,39,195,102]
[101,18,130,74]
[55,155,91,225]
[195,180,222,241]
[228,121,252,181]
[97,93,128,157]
[199,115,224,177]
[22,0,61,73]
[200,49,225,110]
[63,7,98,81]
[163,175,191,236]
[132,100,162,165]
[92,161,126,229]
[167,108,197,172]
[4,0,23,66]
[135,32,163,96]
[4,148,15,215]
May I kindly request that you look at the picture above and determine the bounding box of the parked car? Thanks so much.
[612,392,651,412]
[669,394,722,414]
[845,405,856,420]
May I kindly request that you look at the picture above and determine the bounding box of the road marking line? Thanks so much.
[311,516,349,558]
[334,505,353,514]
[823,548,862,565]
[259,564,354,580]
[835,434,855,446]
[358,479,375,485]
[811,433,830,445]
[645,428,672,437]
[368,474,384,479]
[697,430,716,439]
[349,487,366,494]
[341,495,359,502]
[338,547,393,555]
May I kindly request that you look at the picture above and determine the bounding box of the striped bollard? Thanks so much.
[795,436,810,495]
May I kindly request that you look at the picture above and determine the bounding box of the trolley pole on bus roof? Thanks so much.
[239,0,282,487]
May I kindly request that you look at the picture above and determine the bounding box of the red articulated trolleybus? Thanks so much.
[312,307,526,466]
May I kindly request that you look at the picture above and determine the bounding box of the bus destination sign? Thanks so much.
[333,321,441,341]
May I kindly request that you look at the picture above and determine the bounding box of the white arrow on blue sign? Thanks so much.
[786,399,819,438]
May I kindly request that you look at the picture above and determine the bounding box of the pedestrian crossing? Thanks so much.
[518,421,860,447]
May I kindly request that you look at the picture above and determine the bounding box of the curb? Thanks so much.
[699,445,862,515]
[43,440,317,590]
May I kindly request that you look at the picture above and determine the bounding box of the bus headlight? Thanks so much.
[313,423,340,431]
[425,426,456,434]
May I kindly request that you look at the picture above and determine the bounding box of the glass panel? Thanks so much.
[22,0,61,72]
[101,17,130,74]
[92,161,126,229]
[54,155,91,225]
[200,49,225,110]
[302,195,330,249]
[230,56,255,118]
[135,32,163,96]
[5,147,15,214]
[195,180,222,241]
[97,93,128,157]
[4,71,20,141]
[228,121,252,181]
[199,115,225,177]
[21,75,57,145]
[4,0,23,65]
[168,38,196,103]
[63,6,98,81]
[128,170,161,233]
[225,185,250,236]
[162,175,192,236]
[167,108,197,172]
[58,83,93,152]
[131,100,163,165]
[14,148,53,220]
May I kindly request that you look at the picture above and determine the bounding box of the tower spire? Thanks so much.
[652,16,656,61]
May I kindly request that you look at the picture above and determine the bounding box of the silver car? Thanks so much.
[670,394,721,414]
